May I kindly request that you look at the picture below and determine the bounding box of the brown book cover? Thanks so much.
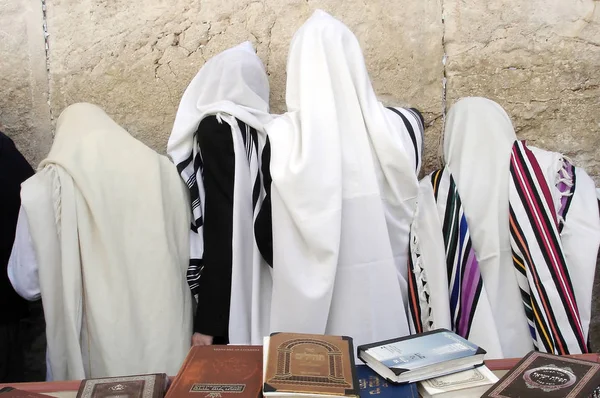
[263,332,359,397]
[482,351,600,397]
[165,345,262,398]
[0,388,53,398]
[75,373,168,398]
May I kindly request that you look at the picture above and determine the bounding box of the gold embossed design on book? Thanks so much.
[264,333,358,396]
[75,374,167,398]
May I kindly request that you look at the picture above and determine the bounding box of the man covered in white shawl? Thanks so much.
[266,10,425,351]
[168,42,273,346]
[8,103,193,380]
[408,97,599,359]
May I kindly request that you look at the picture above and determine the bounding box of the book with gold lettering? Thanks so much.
[75,373,168,398]
[166,345,263,398]
[482,351,600,398]
[263,332,360,398]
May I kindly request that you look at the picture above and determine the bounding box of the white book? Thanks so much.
[357,329,486,384]
[418,365,498,398]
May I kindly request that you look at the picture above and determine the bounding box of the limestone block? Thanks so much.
[0,0,52,167]
[46,0,444,159]
[445,0,600,183]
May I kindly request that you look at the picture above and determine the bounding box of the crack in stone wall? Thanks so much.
[440,0,447,165]
[40,0,53,124]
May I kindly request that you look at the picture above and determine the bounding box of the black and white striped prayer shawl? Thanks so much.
[387,107,425,172]
[175,116,269,295]
[177,107,419,294]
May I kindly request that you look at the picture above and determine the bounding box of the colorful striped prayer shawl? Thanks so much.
[509,140,587,354]
[408,168,484,339]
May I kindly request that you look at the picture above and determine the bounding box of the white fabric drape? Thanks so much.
[168,41,273,345]
[7,207,40,301]
[442,97,532,358]
[409,169,504,358]
[411,97,599,358]
[267,10,420,351]
[19,103,193,380]
[559,165,599,344]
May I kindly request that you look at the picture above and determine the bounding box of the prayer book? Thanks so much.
[357,329,486,384]
[418,365,498,397]
[75,374,168,398]
[356,365,418,397]
[482,351,600,398]
[0,388,53,398]
[166,345,263,398]
[263,332,360,398]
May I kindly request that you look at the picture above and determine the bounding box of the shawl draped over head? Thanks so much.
[266,10,423,350]
[168,42,273,344]
[408,97,599,358]
[20,103,193,380]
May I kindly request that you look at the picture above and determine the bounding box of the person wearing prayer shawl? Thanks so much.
[407,97,600,359]
[266,10,425,351]
[168,42,273,346]
[7,103,193,380]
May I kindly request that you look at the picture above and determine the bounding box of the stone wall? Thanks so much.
[2,0,598,183]
[0,0,52,166]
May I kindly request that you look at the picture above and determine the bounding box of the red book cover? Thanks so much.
[0,388,53,398]
[166,346,262,398]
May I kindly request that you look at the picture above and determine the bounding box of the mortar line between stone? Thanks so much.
[441,0,447,127]
[41,0,54,123]
[440,0,447,161]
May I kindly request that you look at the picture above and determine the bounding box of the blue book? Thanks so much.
[357,365,418,398]
[357,329,486,384]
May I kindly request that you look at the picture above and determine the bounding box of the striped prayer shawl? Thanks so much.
[386,107,424,172]
[408,168,484,339]
[509,140,587,354]
[407,240,426,333]
[174,116,263,294]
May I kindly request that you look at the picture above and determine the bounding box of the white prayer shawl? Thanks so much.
[168,42,273,344]
[267,10,419,351]
[383,107,425,305]
[19,103,193,380]
[408,169,504,359]
[441,97,533,358]
[558,164,599,346]
[412,97,599,358]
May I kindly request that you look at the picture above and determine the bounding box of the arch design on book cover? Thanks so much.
[269,338,351,388]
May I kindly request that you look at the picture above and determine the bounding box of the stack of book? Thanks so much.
[356,329,497,398]
[62,330,493,398]
[46,329,600,398]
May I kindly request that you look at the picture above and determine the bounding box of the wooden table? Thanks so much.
[2,354,599,396]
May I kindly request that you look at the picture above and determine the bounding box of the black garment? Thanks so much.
[255,137,273,267]
[0,132,35,382]
[192,117,273,342]
[0,132,34,322]
[193,117,235,340]
[0,321,24,382]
